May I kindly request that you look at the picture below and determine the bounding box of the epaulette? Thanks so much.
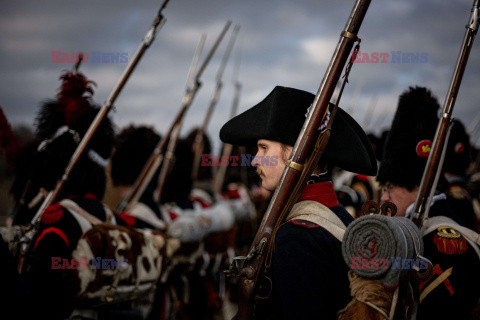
[41,203,64,224]
[433,226,468,255]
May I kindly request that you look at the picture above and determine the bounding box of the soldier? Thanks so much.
[219,86,377,319]
[22,70,145,320]
[377,86,480,319]
[110,125,167,230]
[443,119,478,230]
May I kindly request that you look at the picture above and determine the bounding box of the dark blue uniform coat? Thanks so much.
[255,181,354,319]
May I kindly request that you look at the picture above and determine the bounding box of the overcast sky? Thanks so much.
[1,0,479,152]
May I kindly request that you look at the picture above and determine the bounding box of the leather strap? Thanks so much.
[59,199,103,232]
[287,200,346,241]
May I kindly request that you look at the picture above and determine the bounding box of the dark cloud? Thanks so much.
[1,0,479,153]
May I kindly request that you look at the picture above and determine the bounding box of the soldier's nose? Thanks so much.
[251,153,261,167]
[380,191,389,202]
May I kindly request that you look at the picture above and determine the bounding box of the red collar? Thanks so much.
[296,182,339,208]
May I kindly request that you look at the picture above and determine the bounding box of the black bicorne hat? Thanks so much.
[377,86,440,190]
[219,86,377,176]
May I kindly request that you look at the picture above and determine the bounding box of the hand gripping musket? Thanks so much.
[29,0,170,224]
[116,34,206,212]
[154,21,233,202]
[191,24,240,182]
[227,1,371,318]
[411,0,479,229]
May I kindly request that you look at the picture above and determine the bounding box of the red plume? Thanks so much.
[57,71,97,126]
[0,105,21,167]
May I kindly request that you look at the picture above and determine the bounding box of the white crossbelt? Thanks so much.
[287,200,346,241]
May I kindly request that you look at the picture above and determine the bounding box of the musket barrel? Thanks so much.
[213,82,243,193]
[117,35,206,212]
[232,1,371,318]
[154,22,232,201]
[32,3,170,223]
[192,25,239,181]
[195,21,232,83]
[411,0,480,227]
[255,0,371,240]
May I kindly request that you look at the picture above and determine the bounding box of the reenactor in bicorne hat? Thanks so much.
[219,86,377,319]
[377,86,480,319]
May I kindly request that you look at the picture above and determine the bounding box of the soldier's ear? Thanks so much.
[279,143,293,163]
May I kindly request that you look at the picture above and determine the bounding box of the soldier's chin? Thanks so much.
[261,179,275,193]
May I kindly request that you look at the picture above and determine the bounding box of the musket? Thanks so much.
[466,109,480,134]
[228,1,371,318]
[213,39,245,194]
[213,81,243,194]
[31,0,170,224]
[411,0,479,228]
[72,53,84,76]
[154,21,232,202]
[362,94,378,131]
[116,33,206,212]
[15,53,84,220]
[468,111,480,145]
[191,24,240,182]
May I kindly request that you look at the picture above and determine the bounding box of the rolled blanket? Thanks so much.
[167,202,236,243]
[201,201,235,233]
[342,215,423,287]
